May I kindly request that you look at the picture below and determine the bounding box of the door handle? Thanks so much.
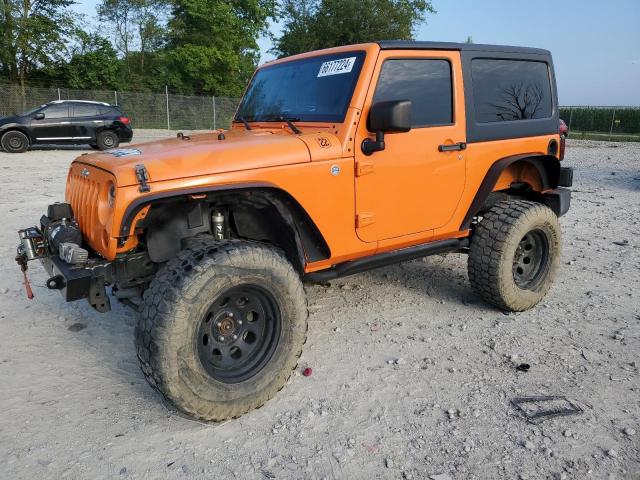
[438,142,466,152]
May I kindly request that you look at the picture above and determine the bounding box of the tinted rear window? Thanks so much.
[100,106,121,115]
[373,59,453,127]
[471,59,553,123]
[73,103,100,117]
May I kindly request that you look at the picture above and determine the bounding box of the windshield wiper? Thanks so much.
[237,116,252,130]
[280,116,302,135]
[262,114,302,134]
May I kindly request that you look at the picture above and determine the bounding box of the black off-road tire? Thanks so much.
[468,200,561,312]
[1,130,29,153]
[135,239,308,421]
[96,130,119,150]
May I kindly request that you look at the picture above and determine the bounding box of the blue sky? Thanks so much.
[75,0,640,105]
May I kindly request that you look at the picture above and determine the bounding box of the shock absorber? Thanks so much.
[212,211,225,240]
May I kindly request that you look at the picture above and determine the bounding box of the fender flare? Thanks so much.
[460,153,560,230]
[118,183,331,269]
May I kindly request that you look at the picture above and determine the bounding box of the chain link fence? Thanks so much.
[559,106,640,141]
[1,84,639,141]
[0,83,240,131]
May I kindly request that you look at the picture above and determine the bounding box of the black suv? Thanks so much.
[0,100,133,153]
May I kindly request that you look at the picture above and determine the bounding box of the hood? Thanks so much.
[0,115,19,125]
[74,129,320,187]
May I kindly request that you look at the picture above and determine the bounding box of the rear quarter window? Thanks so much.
[100,106,121,116]
[471,59,553,123]
[73,103,100,117]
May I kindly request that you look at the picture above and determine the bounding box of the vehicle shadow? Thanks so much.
[328,253,484,309]
[29,144,95,152]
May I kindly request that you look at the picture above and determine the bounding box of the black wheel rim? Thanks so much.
[512,229,551,290]
[8,135,24,149]
[196,284,281,383]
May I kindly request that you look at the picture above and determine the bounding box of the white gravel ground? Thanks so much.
[0,133,638,479]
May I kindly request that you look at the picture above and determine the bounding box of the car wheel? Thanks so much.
[468,200,561,312]
[96,131,119,150]
[1,131,29,153]
[135,238,308,421]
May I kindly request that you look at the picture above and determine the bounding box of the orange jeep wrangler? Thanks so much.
[16,41,573,420]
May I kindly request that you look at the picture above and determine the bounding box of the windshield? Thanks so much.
[235,51,366,123]
[21,104,46,116]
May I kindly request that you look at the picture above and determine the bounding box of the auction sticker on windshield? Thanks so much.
[317,57,356,77]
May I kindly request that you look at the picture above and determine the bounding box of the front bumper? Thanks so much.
[16,203,156,312]
[42,255,109,306]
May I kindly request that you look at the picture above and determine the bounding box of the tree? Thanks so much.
[164,0,276,96]
[63,31,122,89]
[97,0,168,73]
[0,0,76,91]
[272,0,435,58]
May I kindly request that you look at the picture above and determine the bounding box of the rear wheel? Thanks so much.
[468,200,561,311]
[1,131,29,153]
[96,130,119,150]
[135,239,308,421]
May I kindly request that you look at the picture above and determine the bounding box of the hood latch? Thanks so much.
[135,164,150,193]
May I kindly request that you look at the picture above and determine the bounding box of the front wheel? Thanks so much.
[1,131,29,153]
[135,239,308,421]
[468,200,561,311]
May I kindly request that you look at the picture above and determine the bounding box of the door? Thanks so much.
[30,103,72,141]
[354,51,467,243]
[71,103,103,141]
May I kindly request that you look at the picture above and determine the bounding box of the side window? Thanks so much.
[472,59,553,123]
[73,103,99,117]
[372,59,453,128]
[43,104,69,119]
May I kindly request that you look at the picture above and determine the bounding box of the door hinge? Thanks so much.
[135,164,150,193]
[355,161,374,177]
[356,212,375,228]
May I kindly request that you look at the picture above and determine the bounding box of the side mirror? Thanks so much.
[34,112,45,120]
[362,100,412,155]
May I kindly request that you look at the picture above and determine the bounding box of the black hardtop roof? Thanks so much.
[377,40,550,56]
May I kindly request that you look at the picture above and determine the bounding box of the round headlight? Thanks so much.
[108,183,116,208]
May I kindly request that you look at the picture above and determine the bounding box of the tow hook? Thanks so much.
[15,254,34,300]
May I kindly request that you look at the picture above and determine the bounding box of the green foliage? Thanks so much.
[63,31,122,89]
[560,107,640,135]
[0,0,76,86]
[164,0,276,95]
[272,0,435,58]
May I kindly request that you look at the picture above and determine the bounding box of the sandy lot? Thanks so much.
[0,133,638,479]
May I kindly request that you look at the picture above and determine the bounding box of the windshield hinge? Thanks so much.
[355,161,374,177]
[135,164,150,193]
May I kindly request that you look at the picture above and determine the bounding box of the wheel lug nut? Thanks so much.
[228,312,234,317]
[218,336,225,342]
[237,320,243,325]
[217,322,222,327]
[232,334,238,340]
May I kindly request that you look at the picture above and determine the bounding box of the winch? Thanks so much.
[15,203,91,300]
